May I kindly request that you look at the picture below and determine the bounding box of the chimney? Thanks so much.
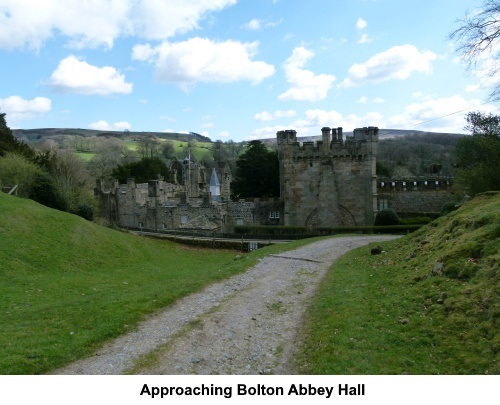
[331,127,337,142]
[337,127,343,142]
[321,127,331,153]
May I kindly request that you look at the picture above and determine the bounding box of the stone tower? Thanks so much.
[276,126,378,228]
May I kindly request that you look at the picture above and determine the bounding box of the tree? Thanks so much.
[231,140,280,198]
[137,135,160,158]
[454,111,500,195]
[0,113,35,159]
[449,0,500,101]
[35,148,95,213]
[162,140,176,160]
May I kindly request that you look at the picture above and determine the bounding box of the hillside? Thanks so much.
[12,128,211,143]
[297,191,499,374]
[0,193,243,374]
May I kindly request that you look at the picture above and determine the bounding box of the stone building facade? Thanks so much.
[96,166,283,233]
[96,125,456,233]
[377,178,455,215]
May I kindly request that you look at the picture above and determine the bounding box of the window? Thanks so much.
[270,211,280,219]
[181,215,188,224]
[379,199,388,210]
[236,218,244,225]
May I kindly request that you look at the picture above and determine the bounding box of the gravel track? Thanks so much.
[51,235,398,375]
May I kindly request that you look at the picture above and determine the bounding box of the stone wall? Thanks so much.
[377,178,457,215]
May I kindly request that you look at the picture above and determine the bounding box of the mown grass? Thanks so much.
[296,192,499,374]
[0,192,326,374]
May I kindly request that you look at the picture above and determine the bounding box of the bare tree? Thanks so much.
[449,0,500,101]
[138,134,160,158]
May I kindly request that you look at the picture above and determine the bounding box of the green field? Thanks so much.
[75,152,96,162]
[296,192,500,374]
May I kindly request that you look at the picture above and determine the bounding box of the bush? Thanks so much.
[74,204,94,221]
[442,202,459,215]
[374,209,400,226]
[28,172,68,211]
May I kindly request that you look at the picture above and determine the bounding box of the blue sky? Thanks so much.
[1,0,499,142]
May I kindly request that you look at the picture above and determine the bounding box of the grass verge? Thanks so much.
[295,192,499,374]
[0,192,326,374]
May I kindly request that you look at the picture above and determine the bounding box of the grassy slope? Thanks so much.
[0,192,326,374]
[296,192,499,374]
[0,193,245,374]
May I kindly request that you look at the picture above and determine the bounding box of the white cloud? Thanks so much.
[356,18,367,30]
[201,122,214,129]
[356,96,384,104]
[385,95,499,132]
[0,0,237,50]
[279,47,336,101]
[243,18,282,30]
[48,56,133,95]
[244,19,261,30]
[466,84,480,93]
[218,130,230,138]
[0,95,51,125]
[88,120,131,131]
[132,37,275,87]
[339,45,437,88]
[131,0,237,41]
[254,110,296,121]
[358,33,372,44]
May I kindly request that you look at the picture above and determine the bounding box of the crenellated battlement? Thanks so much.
[278,126,378,159]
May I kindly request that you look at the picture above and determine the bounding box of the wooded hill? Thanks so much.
[12,128,211,143]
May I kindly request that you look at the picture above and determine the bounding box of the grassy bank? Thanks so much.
[296,192,499,374]
[0,192,324,374]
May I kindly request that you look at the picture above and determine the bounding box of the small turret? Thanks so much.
[321,127,331,154]
[277,129,297,145]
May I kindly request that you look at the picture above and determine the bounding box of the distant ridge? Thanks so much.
[12,128,212,143]
[260,129,464,144]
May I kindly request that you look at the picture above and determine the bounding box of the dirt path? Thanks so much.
[51,235,398,375]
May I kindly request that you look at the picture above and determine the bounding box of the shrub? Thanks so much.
[74,204,94,221]
[28,172,68,211]
[441,202,459,215]
[374,209,400,226]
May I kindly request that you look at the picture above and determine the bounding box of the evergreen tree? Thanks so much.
[0,113,34,159]
[232,140,280,198]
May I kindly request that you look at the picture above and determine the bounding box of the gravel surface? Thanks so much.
[51,235,399,375]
